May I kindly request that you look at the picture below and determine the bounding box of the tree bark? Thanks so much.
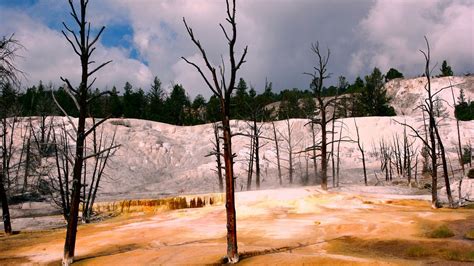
[272,121,282,185]
[0,166,12,235]
[254,119,261,190]
[222,104,238,262]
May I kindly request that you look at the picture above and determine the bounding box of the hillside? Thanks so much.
[385,76,474,117]
[83,77,473,200]
[4,77,474,202]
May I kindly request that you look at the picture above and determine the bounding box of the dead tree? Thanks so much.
[0,34,24,235]
[59,1,112,264]
[82,119,118,223]
[244,102,267,190]
[0,100,22,236]
[206,123,224,192]
[335,120,345,187]
[330,90,341,187]
[398,37,453,208]
[245,127,254,190]
[449,80,464,176]
[278,117,302,184]
[271,121,283,185]
[353,119,367,185]
[304,42,337,190]
[0,34,24,88]
[309,121,318,183]
[49,122,72,220]
[375,139,392,182]
[182,0,247,262]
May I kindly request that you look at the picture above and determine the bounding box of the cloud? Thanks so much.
[349,0,474,77]
[0,7,152,91]
[109,0,373,97]
[1,0,472,99]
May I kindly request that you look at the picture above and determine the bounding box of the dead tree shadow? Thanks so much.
[222,237,345,264]
[73,243,142,263]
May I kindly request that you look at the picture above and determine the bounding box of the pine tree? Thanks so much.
[439,60,454,77]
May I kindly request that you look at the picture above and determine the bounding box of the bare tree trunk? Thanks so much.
[63,97,86,265]
[354,119,367,185]
[310,122,318,183]
[246,131,254,190]
[213,123,224,192]
[182,0,247,261]
[450,86,464,175]
[331,110,336,188]
[0,166,12,235]
[254,119,261,190]
[336,121,343,187]
[320,100,328,190]
[22,130,31,192]
[61,1,112,264]
[434,123,454,207]
[284,118,294,184]
[222,110,238,262]
[272,121,282,185]
[305,42,333,191]
[414,154,419,184]
[423,38,439,209]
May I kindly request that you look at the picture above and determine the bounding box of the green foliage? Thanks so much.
[468,169,474,179]
[427,225,455,238]
[189,94,207,124]
[358,67,396,117]
[278,88,304,119]
[462,147,472,165]
[385,68,404,82]
[206,95,221,123]
[0,82,19,118]
[439,60,454,77]
[345,76,364,94]
[405,246,430,257]
[146,77,165,121]
[300,94,315,118]
[231,78,251,119]
[106,86,123,117]
[163,84,190,125]
[465,229,474,240]
[122,82,146,119]
[455,101,474,121]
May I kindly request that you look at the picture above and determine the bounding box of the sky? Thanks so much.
[0,0,473,98]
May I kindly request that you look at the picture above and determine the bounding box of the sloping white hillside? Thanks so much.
[7,77,474,201]
[100,116,472,199]
[94,76,473,199]
[385,76,474,117]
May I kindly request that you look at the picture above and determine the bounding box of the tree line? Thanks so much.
[6,66,405,125]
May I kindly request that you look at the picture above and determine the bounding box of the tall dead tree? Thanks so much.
[244,103,267,190]
[335,120,345,187]
[182,0,247,262]
[82,120,118,223]
[207,123,224,192]
[449,80,464,176]
[399,37,453,208]
[305,42,336,190]
[278,117,302,184]
[353,119,367,185]
[59,1,112,264]
[0,34,24,235]
[271,121,283,185]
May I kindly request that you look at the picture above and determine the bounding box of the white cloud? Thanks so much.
[349,0,474,77]
[110,0,373,97]
[1,0,472,98]
[0,8,152,91]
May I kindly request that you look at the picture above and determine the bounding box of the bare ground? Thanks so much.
[1,186,473,265]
